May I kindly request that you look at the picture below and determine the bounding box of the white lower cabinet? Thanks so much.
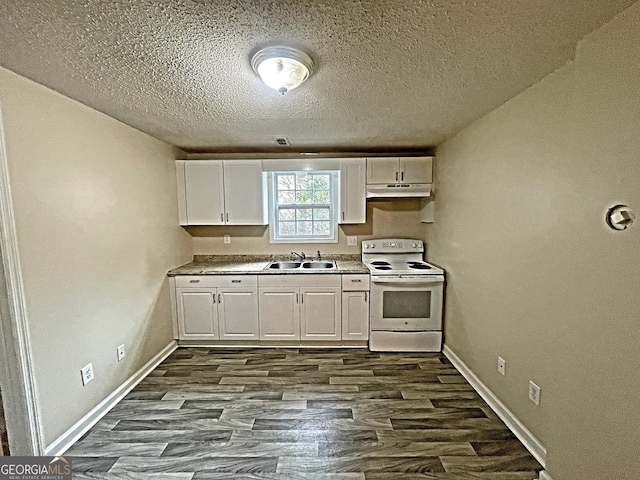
[175,276,259,340]
[176,288,219,340]
[173,273,369,344]
[341,274,370,341]
[259,275,342,341]
[218,287,259,340]
[258,288,300,340]
[300,287,342,341]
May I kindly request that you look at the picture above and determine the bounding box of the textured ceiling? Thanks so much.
[0,1,635,152]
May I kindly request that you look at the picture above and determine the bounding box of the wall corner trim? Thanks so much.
[442,344,547,467]
[538,471,553,480]
[44,340,178,456]
[0,104,44,455]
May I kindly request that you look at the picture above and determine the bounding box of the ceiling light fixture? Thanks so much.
[251,46,314,95]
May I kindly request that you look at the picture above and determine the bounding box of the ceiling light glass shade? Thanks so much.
[251,47,314,94]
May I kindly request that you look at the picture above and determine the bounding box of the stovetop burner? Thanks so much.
[371,261,391,266]
[409,263,432,270]
[374,266,393,270]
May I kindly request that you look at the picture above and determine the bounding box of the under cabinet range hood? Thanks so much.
[366,183,431,198]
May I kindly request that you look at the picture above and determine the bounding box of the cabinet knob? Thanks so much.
[232,280,241,283]
[189,279,200,283]
[351,279,361,282]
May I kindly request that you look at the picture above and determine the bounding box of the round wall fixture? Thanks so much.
[251,46,314,95]
[606,204,635,230]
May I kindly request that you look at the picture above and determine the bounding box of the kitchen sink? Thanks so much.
[264,260,337,270]
[302,261,336,269]
[264,261,302,270]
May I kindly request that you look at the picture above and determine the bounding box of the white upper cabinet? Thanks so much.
[366,157,400,184]
[339,158,367,224]
[400,157,433,183]
[366,156,433,184]
[223,161,267,225]
[183,161,225,225]
[177,160,266,226]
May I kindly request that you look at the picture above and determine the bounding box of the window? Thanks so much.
[269,171,339,243]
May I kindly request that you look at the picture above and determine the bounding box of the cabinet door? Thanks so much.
[259,288,300,340]
[400,157,433,183]
[184,161,225,225]
[218,287,259,340]
[223,160,266,225]
[300,287,341,341]
[366,157,400,184]
[176,288,219,339]
[342,291,369,341]
[339,158,366,224]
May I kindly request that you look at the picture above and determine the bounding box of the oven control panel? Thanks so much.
[362,239,424,253]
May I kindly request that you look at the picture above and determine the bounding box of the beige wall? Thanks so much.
[426,3,640,479]
[0,67,192,447]
[191,199,425,255]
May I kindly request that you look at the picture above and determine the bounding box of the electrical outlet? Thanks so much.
[223,234,231,244]
[81,363,94,386]
[498,357,506,376]
[117,344,126,362]
[347,236,358,246]
[529,381,541,406]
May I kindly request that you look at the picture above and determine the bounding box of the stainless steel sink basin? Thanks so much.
[265,261,302,270]
[301,260,337,270]
[264,260,337,270]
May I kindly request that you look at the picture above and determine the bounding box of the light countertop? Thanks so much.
[167,255,369,276]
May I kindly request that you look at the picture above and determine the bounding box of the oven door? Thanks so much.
[370,275,443,331]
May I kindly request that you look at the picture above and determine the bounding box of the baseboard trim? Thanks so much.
[177,340,368,348]
[442,344,547,467]
[44,341,178,456]
[538,471,553,480]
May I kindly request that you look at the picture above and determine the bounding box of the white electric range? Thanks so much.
[362,239,445,352]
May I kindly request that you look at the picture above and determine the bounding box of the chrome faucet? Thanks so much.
[291,251,306,261]
[316,250,321,261]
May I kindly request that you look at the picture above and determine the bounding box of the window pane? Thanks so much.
[313,191,330,204]
[295,173,310,190]
[296,191,313,204]
[297,221,312,235]
[314,208,330,220]
[311,174,329,190]
[313,221,330,236]
[296,208,313,220]
[278,208,295,220]
[277,174,295,190]
[279,221,295,235]
[278,191,295,204]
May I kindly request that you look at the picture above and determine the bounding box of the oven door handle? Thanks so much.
[371,276,443,285]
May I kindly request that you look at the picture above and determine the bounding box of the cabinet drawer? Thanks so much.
[259,274,341,288]
[342,274,370,291]
[175,275,258,288]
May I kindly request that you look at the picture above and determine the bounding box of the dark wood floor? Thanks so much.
[67,348,543,479]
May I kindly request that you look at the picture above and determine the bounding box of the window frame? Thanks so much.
[268,170,339,244]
